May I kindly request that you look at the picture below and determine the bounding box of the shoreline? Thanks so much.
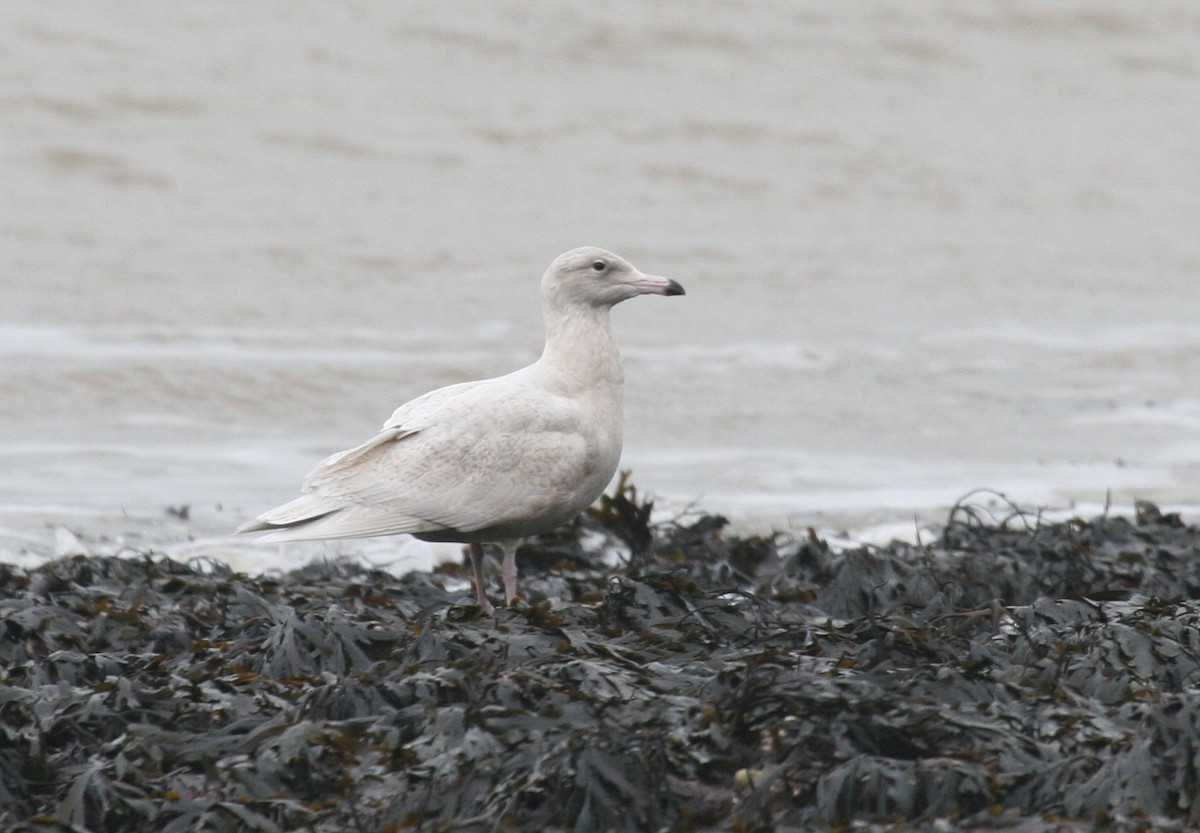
[4,489,1200,576]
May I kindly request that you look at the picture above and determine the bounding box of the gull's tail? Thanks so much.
[238,493,441,543]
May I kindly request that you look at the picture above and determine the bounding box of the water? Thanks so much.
[3,2,1199,568]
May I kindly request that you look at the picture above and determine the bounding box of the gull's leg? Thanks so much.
[501,543,519,606]
[467,542,493,612]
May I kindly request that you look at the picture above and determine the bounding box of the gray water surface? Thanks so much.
[3,2,1199,550]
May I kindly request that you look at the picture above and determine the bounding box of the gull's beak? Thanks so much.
[630,272,686,297]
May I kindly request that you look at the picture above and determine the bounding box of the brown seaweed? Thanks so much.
[3,487,1200,832]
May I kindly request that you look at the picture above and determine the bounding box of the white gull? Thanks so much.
[239,247,684,610]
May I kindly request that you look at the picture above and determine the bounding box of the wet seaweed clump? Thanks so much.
[3,485,1200,832]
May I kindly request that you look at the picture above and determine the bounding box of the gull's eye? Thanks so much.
[591,260,606,272]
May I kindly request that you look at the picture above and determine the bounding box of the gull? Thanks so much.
[239,247,684,611]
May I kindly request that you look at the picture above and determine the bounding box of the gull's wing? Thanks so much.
[239,373,600,542]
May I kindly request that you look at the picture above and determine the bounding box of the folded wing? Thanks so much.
[238,374,597,543]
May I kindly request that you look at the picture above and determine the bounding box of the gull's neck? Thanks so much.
[536,300,624,393]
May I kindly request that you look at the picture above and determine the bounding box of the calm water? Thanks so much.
[3,2,1199,567]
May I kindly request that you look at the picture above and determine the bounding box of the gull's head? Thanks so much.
[542,247,685,310]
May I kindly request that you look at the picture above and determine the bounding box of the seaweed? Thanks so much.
[3,487,1200,832]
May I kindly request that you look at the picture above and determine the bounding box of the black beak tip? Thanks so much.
[665,279,686,297]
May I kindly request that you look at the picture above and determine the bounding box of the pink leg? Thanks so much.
[501,545,518,606]
[467,542,493,612]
